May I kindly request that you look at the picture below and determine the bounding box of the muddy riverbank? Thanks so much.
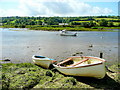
[1,63,120,89]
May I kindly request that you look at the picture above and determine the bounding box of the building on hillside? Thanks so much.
[42,22,47,25]
[0,23,3,26]
[59,23,69,25]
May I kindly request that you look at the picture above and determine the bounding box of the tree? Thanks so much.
[81,21,96,28]
[36,20,42,25]
[29,21,35,25]
[81,22,90,28]
[99,19,108,26]
[107,22,114,27]
[70,21,81,25]
[89,21,96,27]
[46,17,59,25]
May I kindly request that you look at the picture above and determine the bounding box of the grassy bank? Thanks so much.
[1,63,120,89]
[1,25,120,31]
[27,25,120,31]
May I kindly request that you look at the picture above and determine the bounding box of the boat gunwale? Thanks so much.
[33,59,56,62]
[69,56,106,62]
[33,59,57,63]
[53,62,104,69]
[32,55,56,61]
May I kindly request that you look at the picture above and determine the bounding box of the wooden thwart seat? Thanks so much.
[70,58,89,67]
[57,58,72,66]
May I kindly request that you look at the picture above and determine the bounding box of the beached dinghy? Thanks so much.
[32,55,57,68]
[60,30,77,36]
[53,56,106,79]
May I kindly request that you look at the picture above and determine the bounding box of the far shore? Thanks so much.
[0,26,120,32]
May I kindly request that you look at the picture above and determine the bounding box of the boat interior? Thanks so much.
[34,56,46,58]
[58,57,103,67]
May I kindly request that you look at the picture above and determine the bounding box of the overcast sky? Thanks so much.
[0,0,119,17]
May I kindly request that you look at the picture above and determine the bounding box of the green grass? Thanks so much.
[1,63,120,89]
[28,25,120,32]
[94,18,118,20]
[73,21,91,23]
[113,22,119,26]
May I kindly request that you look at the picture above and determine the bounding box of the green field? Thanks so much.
[94,18,118,20]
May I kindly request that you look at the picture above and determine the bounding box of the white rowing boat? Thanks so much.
[53,56,106,79]
[60,30,77,36]
[32,55,57,68]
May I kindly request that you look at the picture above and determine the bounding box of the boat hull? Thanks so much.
[53,56,106,79]
[60,33,77,36]
[33,59,52,68]
[60,30,77,36]
[32,55,56,69]
[53,63,105,79]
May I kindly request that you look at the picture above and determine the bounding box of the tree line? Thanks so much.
[1,16,120,28]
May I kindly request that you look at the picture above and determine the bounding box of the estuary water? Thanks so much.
[0,28,119,64]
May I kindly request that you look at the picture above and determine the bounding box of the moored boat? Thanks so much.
[60,30,77,36]
[32,55,57,69]
[53,56,106,79]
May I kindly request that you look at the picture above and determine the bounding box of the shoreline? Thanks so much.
[0,26,120,32]
[2,45,118,66]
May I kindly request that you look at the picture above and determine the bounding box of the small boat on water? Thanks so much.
[53,56,106,79]
[32,55,57,69]
[60,30,77,36]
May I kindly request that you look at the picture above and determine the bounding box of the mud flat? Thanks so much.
[1,29,118,66]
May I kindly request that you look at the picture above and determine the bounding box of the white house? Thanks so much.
[42,22,47,25]
[59,23,69,25]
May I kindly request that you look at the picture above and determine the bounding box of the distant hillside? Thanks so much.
[1,16,120,31]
